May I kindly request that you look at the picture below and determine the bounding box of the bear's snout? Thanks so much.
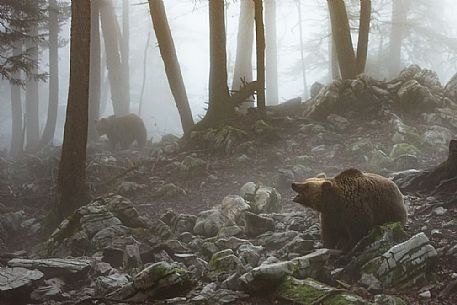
[291,183,300,192]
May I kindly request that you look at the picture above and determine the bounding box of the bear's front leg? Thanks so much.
[320,214,344,249]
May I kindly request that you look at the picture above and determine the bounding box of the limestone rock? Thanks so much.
[240,182,282,214]
[361,232,437,288]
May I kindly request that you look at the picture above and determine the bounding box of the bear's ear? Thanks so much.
[321,181,332,190]
[316,172,326,179]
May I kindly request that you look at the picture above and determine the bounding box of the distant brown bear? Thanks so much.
[292,168,407,252]
[96,113,147,149]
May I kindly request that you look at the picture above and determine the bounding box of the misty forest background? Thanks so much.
[2,0,457,150]
[2,1,457,304]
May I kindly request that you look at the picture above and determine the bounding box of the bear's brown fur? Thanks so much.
[292,168,407,252]
[96,113,147,149]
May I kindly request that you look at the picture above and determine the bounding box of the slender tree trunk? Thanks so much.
[265,0,279,105]
[139,32,151,117]
[148,0,194,134]
[328,12,340,81]
[99,0,129,115]
[388,0,410,78]
[355,0,371,75]
[327,0,357,79]
[204,0,231,124]
[10,40,23,156]
[100,50,109,116]
[25,24,40,150]
[254,0,266,113]
[331,40,339,80]
[121,0,130,107]
[58,0,91,221]
[297,0,309,98]
[232,0,254,92]
[41,0,60,146]
[88,0,101,142]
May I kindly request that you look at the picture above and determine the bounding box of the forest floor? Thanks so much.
[0,70,457,305]
[1,102,457,304]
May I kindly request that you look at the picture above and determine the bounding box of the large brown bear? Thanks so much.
[292,168,407,252]
[96,114,147,149]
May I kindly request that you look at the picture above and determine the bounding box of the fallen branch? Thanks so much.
[230,80,259,107]
[97,164,140,187]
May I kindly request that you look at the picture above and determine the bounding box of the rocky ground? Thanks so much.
[1,65,457,304]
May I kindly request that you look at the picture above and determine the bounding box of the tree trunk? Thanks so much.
[327,0,357,79]
[57,0,91,221]
[388,0,410,79]
[297,0,309,98]
[40,0,60,146]
[232,0,254,92]
[138,32,151,117]
[265,0,278,105]
[148,0,194,134]
[99,0,129,115]
[203,0,231,124]
[25,24,40,150]
[254,0,266,113]
[10,40,23,156]
[355,0,371,75]
[100,50,109,116]
[88,0,101,142]
[121,0,130,108]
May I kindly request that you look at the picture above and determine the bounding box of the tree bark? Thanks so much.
[25,24,40,150]
[57,0,91,221]
[10,40,23,156]
[203,0,231,124]
[88,0,101,142]
[355,0,371,75]
[297,0,309,98]
[265,0,278,105]
[388,0,410,79]
[41,0,60,146]
[99,0,129,115]
[138,32,151,117]
[329,26,340,80]
[232,0,254,92]
[148,0,194,134]
[121,0,130,109]
[254,0,266,113]
[327,0,357,79]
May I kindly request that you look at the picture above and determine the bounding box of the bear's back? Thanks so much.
[332,169,406,225]
[102,114,147,148]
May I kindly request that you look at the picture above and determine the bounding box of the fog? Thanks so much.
[1,0,457,150]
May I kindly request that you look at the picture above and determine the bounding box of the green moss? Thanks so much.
[393,297,407,305]
[390,143,420,159]
[276,277,323,303]
[276,277,373,305]
[129,227,153,240]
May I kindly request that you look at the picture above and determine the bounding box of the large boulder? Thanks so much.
[423,125,454,147]
[7,258,92,279]
[444,72,457,101]
[276,276,371,305]
[108,262,192,301]
[0,267,44,304]
[361,232,437,289]
[193,195,249,237]
[240,182,282,214]
[397,80,438,114]
[240,249,330,292]
[42,194,149,257]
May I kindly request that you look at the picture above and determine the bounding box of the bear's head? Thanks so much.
[95,118,111,136]
[292,174,333,212]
